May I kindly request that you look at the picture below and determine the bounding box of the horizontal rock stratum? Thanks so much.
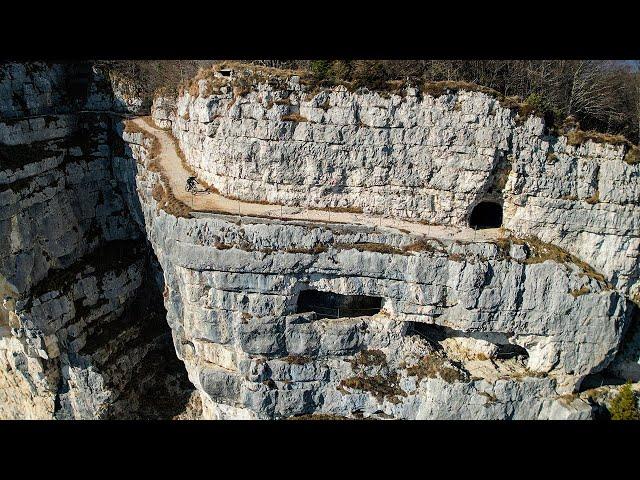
[1,62,639,419]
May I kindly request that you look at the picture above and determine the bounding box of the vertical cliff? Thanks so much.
[2,62,638,420]
[141,64,638,418]
[0,62,194,419]
[160,71,639,298]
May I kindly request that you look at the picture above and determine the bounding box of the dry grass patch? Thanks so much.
[405,355,468,383]
[498,235,608,285]
[281,355,312,365]
[180,67,232,98]
[151,174,193,218]
[339,350,407,404]
[123,120,145,135]
[147,136,160,159]
[402,238,447,254]
[323,206,364,214]
[479,391,498,403]
[348,349,387,369]
[448,253,464,262]
[546,152,558,164]
[288,413,349,420]
[335,242,405,255]
[281,113,308,122]
[422,80,501,99]
[339,374,406,404]
[585,191,600,205]
[285,245,328,254]
[570,286,591,297]
[566,129,629,147]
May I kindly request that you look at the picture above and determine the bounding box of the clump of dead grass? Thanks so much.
[323,206,364,214]
[285,245,329,254]
[566,129,629,147]
[288,413,349,420]
[281,113,308,122]
[405,354,468,383]
[570,286,591,297]
[496,235,608,285]
[338,349,407,404]
[422,80,501,99]
[585,191,600,205]
[402,238,447,254]
[624,146,640,165]
[281,355,312,365]
[123,120,148,137]
[335,242,405,255]
[339,374,406,404]
[150,173,193,218]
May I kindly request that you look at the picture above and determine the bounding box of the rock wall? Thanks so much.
[145,70,639,418]
[3,62,637,420]
[121,124,630,417]
[158,78,640,296]
[0,62,193,419]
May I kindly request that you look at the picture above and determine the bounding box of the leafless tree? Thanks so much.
[567,61,622,124]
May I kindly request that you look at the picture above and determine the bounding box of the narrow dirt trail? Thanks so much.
[131,117,500,243]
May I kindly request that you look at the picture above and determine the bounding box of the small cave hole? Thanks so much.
[469,201,503,229]
[296,289,383,319]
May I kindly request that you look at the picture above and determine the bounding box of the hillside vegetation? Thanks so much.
[101,59,640,145]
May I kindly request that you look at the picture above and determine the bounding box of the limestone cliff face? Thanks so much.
[158,79,639,297]
[146,71,639,418]
[127,138,626,418]
[2,62,638,420]
[0,63,192,419]
[122,128,629,419]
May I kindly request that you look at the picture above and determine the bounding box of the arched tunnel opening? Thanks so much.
[296,289,383,319]
[469,201,503,229]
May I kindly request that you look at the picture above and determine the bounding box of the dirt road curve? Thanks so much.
[131,117,500,243]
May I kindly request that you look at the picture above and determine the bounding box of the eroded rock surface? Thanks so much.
[0,62,193,419]
[160,78,639,295]
[2,62,639,420]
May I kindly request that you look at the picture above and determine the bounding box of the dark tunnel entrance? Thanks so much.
[469,201,503,229]
[296,289,383,319]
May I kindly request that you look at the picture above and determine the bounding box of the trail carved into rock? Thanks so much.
[131,116,500,243]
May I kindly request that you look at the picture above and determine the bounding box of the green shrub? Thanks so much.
[609,382,640,420]
[310,60,331,80]
[524,92,545,112]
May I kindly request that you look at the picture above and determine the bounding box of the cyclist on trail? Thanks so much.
[186,176,197,193]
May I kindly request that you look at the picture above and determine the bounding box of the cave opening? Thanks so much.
[296,289,383,319]
[407,322,529,360]
[469,201,503,229]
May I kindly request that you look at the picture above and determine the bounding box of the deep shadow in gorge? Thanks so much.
[102,248,196,419]
[41,94,196,418]
[100,120,196,419]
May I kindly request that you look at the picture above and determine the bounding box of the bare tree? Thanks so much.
[568,61,623,123]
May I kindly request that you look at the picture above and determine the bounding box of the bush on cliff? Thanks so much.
[609,382,640,420]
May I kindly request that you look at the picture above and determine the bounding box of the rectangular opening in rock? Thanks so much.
[407,322,529,361]
[296,289,383,319]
